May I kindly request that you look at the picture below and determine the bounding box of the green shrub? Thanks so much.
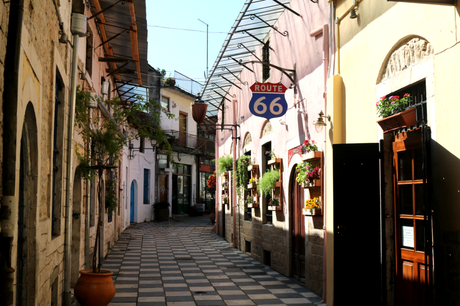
[258,169,280,197]
[216,155,233,175]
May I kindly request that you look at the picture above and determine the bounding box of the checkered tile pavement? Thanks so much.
[75,215,323,306]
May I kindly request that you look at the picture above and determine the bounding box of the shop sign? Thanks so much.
[249,82,288,120]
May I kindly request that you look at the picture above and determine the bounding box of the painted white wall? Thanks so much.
[122,133,157,225]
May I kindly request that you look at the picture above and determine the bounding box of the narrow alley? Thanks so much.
[90,216,322,306]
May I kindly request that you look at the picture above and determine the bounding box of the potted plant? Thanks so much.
[223,196,229,204]
[164,77,176,87]
[265,150,276,161]
[258,169,280,197]
[247,177,258,189]
[269,197,280,207]
[192,97,208,124]
[73,87,175,306]
[296,161,321,187]
[301,139,320,159]
[376,93,417,132]
[246,195,254,205]
[153,201,170,221]
[304,197,321,215]
[217,155,233,175]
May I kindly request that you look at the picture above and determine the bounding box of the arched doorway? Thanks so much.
[290,165,305,282]
[71,173,82,286]
[17,103,38,306]
[130,180,137,223]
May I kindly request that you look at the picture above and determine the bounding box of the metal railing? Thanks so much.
[174,71,202,96]
[164,130,214,156]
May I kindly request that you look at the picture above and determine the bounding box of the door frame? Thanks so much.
[289,165,305,282]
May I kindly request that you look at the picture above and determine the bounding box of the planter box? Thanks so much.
[247,183,257,189]
[268,158,282,166]
[302,179,321,188]
[377,107,418,133]
[248,203,259,208]
[247,164,259,171]
[268,205,282,211]
[302,151,322,161]
[303,208,321,216]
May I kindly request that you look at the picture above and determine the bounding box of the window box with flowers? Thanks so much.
[376,93,417,133]
[268,197,281,211]
[223,196,229,205]
[296,161,321,188]
[247,177,258,190]
[303,197,321,216]
[301,139,321,160]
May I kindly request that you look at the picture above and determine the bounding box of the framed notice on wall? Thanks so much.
[402,226,414,249]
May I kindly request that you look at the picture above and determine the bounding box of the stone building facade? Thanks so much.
[205,0,330,297]
[0,0,147,305]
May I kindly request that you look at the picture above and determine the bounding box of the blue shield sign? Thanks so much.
[249,82,288,120]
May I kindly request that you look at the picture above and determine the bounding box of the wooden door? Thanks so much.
[290,167,305,282]
[130,182,135,222]
[333,143,382,305]
[179,112,187,147]
[393,129,432,306]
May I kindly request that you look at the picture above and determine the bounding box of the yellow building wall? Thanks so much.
[327,1,460,304]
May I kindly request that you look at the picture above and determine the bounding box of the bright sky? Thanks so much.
[146,0,246,84]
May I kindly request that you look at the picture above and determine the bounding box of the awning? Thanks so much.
[89,0,148,103]
[200,0,295,122]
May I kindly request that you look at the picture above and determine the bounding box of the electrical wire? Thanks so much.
[147,24,227,34]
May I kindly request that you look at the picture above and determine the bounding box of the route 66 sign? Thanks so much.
[249,82,288,120]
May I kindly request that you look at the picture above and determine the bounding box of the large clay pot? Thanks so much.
[74,269,116,306]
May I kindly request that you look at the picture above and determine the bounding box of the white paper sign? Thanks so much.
[402,226,414,248]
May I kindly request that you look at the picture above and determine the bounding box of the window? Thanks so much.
[144,169,150,204]
[262,39,270,82]
[262,142,273,224]
[52,73,65,237]
[86,25,93,77]
[161,96,169,111]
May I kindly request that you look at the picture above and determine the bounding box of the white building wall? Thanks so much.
[122,134,157,225]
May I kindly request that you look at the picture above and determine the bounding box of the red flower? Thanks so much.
[403,93,409,97]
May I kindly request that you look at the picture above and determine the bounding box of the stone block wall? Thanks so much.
[305,217,324,295]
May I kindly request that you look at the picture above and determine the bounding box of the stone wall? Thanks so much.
[305,217,324,295]
[0,0,8,200]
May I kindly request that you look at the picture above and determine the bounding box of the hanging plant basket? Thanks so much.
[192,103,208,124]
[377,107,418,133]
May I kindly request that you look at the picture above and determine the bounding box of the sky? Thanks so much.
[146,0,247,85]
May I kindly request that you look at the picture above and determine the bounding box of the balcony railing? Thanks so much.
[164,130,214,156]
[174,71,202,96]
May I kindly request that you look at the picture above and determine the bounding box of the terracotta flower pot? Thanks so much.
[377,107,418,133]
[74,269,116,306]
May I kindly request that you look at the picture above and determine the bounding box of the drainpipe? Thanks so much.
[322,22,330,304]
[232,99,237,248]
[85,109,92,269]
[63,12,87,306]
[1,0,24,303]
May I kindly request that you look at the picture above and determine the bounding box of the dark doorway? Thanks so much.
[333,143,382,305]
[290,166,305,282]
[17,104,38,306]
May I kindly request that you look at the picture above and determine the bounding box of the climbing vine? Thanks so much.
[236,154,251,200]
